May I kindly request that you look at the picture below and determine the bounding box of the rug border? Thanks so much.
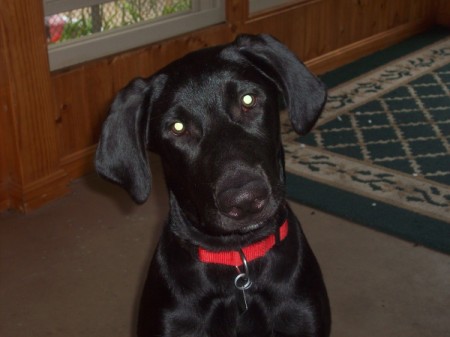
[286,173,450,254]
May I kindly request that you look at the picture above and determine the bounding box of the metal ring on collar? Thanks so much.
[234,249,252,290]
[234,272,252,290]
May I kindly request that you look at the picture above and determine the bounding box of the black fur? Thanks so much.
[96,34,330,337]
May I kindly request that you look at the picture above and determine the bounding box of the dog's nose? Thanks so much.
[216,179,269,220]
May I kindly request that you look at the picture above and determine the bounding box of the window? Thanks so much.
[44,0,225,70]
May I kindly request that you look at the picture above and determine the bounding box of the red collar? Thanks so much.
[198,220,289,266]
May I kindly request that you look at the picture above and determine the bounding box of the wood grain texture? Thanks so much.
[0,0,445,211]
[1,0,69,211]
[240,0,436,61]
[436,0,450,27]
[0,15,12,210]
[305,19,433,74]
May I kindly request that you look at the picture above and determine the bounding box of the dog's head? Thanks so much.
[96,34,326,236]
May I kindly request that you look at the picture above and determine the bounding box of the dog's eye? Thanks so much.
[170,121,185,135]
[241,94,256,109]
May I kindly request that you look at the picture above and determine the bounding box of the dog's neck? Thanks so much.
[168,192,288,256]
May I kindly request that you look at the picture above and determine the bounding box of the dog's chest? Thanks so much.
[173,286,277,336]
[167,262,296,336]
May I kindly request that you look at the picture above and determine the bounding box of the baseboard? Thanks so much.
[60,145,97,180]
[0,199,9,212]
[306,20,434,75]
[0,182,11,212]
[1,148,94,212]
[8,170,69,212]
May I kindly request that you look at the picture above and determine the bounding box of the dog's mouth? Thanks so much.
[239,222,264,233]
[216,197,282,234]
[201,198,288,251]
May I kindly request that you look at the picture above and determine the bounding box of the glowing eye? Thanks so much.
[241,94,256,108]
[171,121,185,135]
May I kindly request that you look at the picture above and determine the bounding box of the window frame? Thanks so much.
[249,0,299,14]
[44,0,225,70]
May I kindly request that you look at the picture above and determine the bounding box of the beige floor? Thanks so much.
[1,155,449,337]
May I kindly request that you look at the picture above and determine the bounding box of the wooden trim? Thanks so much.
[0,12,13,212]
[8,170,69,212]
[1,0,70,212]
[247,0,320,22]
[60,146,97,180]
[305,19,434,75]
[0,200,10,212]
[0,182,11,212]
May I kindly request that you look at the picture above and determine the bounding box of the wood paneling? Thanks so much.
[0,0,446,212]
[306,20,433,75]
[436,0,450,27]
[240,0,436,66]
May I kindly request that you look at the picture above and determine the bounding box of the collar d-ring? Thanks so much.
[234,249,252,290]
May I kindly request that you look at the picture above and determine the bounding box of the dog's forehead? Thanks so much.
[156,47,272,103]
[151,43,276,120]
[160,44,249,82]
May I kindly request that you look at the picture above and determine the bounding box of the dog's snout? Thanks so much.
[216,177,270,220]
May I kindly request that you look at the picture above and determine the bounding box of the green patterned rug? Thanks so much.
[284,29,450,254]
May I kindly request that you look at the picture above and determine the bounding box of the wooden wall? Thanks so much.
[0,0,448,212]
[437,0,450,26]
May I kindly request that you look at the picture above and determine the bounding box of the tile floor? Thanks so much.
[1,155,449,337]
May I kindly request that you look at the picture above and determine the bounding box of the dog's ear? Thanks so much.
[95,75,166,203]
[234,34,326,135]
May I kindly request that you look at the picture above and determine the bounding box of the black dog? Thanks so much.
[96,34,330,337]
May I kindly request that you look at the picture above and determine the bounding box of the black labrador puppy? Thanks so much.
[96,34,330,337]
